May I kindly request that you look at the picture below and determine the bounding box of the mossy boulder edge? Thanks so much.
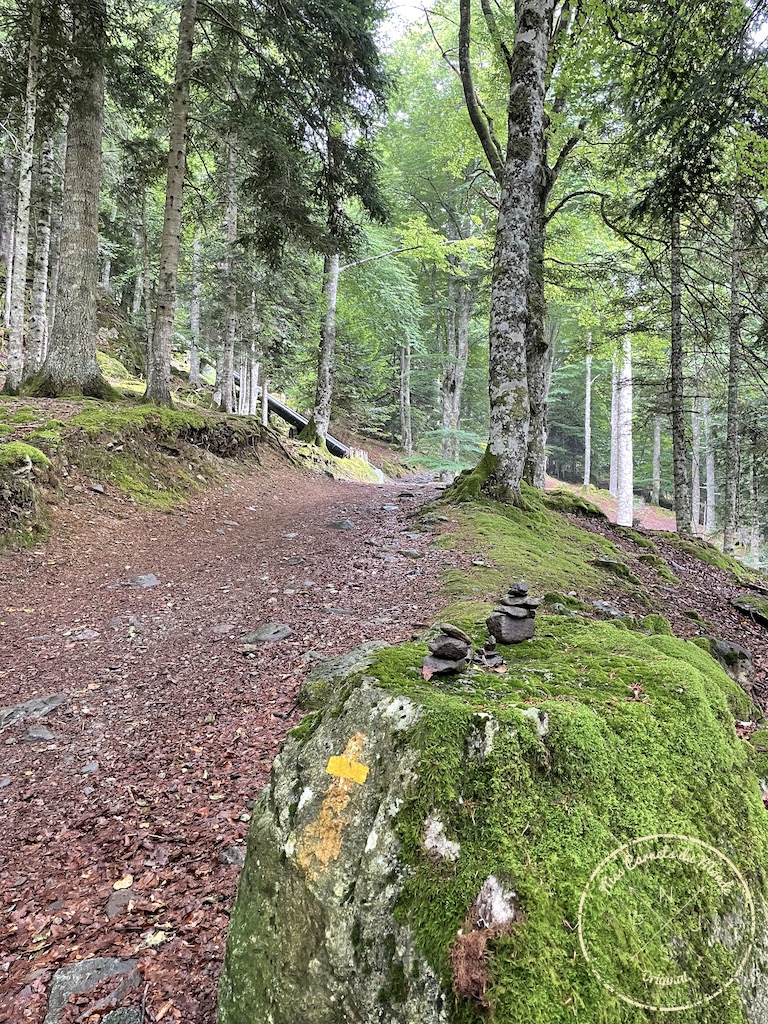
[218,620,768,1024]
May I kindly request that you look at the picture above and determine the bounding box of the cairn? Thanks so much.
[486,581,540,644]
[422,623,472,677]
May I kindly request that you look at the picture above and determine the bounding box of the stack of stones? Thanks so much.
[486,581,540,644]
[422,623,473,677]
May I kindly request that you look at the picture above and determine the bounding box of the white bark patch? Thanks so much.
[522,706,549,739]
[423,813,460,863]
[475,876,517,929]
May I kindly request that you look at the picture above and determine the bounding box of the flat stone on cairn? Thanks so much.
[422,625,473,677]
[487,581,539,644]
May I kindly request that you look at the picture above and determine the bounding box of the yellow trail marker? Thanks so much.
[326,755,369,785]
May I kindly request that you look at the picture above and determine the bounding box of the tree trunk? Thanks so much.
[702,398,716,535]
[5,0,41,394]
[310,250,340,441]
[750,436,760,568]
[480,0,554,504]
[651,414,662,505]
[189,226,201,385]
[30,0,110,398]
[691,400,701,533]
[46,112,67,341]
[3,224,12,331]
[723,196,744,554]
[23,131,54,380]
[144,0,197,406]
[583,347,592,488]
[0,151,15,308]
[400,337,413,455]
[616,332,634,528]
[523,196,550,488]
[219,141,238,414]
[249,357,260,416]
[441,277,472,478]
[609,360,618,497]
[670,208,692,533]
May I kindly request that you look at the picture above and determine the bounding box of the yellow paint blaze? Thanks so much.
[326,755,369,784]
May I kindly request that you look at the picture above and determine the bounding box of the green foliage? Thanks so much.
[0,442,51,469]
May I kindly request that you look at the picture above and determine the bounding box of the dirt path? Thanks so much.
[0,457,454,1023]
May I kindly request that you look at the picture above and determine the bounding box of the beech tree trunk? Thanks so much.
[615,333,634,528]
[310,250,340,441]
[476,0,554,503]
[23,131,54,379]
[31,0,110,398]
[523,197,550,488]
[651,415,662,505]
[218,142,238,413]
[750,437,760,568]
[691,401,701,533]
[189,227,201,385]
[400,338,412,455]
[670,208,692,533]
[583,347,592,488]
[46,112,67,340]
[5,0,41,393]
[441,277,472,478]
[724,197,744,554]
[0,152,14,311]
[702,398,716,535]
[144,0,197,406]
[609,360,619,497]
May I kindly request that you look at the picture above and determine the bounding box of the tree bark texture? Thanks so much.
[484,0,554,503]
[189,227,201,385]
[723,196,744,555]
[312,250,340,440]
[144,0,197,405]
[523,194,550,488]
[583,348,592,488]
[441,276,472,477]
[670,208,692,533]
[219,141,238,414]
[702,398,716,535]
[651,414,661,505]
[24,131,54,379]
[33,0,109,397]
[615,332,633,528]
[5,0,41,393]
[750,436,760,567]
[400,338,413,455]
[45,111,67,340]
[609,360,618,497]
[691,401,701,533]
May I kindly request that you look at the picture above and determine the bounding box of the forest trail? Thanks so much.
[0,459,456,1023]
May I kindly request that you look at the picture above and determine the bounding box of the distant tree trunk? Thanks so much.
[307,250,340,442]
[100,204,114,289]
[400,338,413,455]
[189,226,201,385]
[46,113,67,340]
[249,358,260,416]
[583,345,592,487]
[213,350,223,407]
[651,415,662,505]
[0,152,15,314]
[750,436,760,567]
[441,277,472,479]
[23,131,54,379]
[616,332,633,527]
[30,0,110,398]
[219,141,238,414]
[723,196,744,555]
[702,398,716,535]
[691,401,701,533]
[5,0,41,394]
[144,0,197,406]
[609,360,619,497]
[670,208,692,533]
[2,224,12,330]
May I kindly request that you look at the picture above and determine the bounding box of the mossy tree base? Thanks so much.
[297,415,328,450]
[447,448,526,506]
[23,368,119,401]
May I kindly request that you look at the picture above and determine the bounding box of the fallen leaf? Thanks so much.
[113,876,133,891]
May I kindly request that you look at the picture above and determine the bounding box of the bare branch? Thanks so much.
[457,0,504,183]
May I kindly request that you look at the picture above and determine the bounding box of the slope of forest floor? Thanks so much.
[3,443,768,1023]
[545,476,679,531]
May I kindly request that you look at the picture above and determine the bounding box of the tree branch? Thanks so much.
[457,0,505,183]
[479,0,513,73]
[545,187,606,224]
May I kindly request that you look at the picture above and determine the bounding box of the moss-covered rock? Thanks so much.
[731,593,768,629]
[0,441,51,469]
[542,488,607,519]
[636,551,678,582]
[638,613,673,636]
[219,622,768,1024]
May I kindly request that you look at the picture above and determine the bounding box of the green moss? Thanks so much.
[447,448,501,503]
[360,619,767,1024]
[437,496,631,605]
[288,711,323,743]
[667,536,759,585]
[636,552,678,582]
[542,592,589,613]
[589,557,641,586]
[615,527,659,552]
[0,442,51,469]
[638,613,673,636]
[542,488,607,519]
